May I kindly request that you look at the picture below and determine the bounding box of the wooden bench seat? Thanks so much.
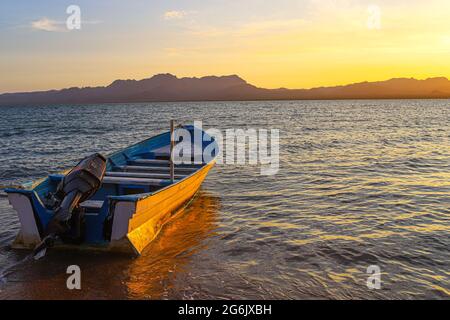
[102,176,175,186]
[105,171,188,179]
[129,159,203,167]
[80,200,104,210]
[115,165,198,173]
[150,145,205,159]
[129,159,170,165]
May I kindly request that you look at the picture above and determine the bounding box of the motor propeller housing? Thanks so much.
[45,153,107,242]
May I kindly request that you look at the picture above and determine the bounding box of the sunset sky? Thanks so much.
[1,0,449,93]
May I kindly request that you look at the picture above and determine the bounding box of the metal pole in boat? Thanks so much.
[170,120,175,182]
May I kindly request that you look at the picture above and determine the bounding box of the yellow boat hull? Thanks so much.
[110,161,215,255]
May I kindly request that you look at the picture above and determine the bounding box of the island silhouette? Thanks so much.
[1,74,449,105]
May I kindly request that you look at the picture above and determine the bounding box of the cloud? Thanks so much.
[237,19,307,36]
[185,18,307,39]
[31,18,65,32]
[30,17,101,32]
[163,10,187,20]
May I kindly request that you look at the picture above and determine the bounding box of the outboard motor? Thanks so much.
[34,153,106,259]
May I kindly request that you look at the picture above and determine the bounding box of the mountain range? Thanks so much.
[1,73,450,106]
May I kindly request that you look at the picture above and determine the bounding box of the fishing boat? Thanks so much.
[4,122,218,256]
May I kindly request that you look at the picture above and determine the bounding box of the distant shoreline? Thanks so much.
[1,73,449,106]
[1,97,450,108]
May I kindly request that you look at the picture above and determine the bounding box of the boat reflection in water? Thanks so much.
[0,190,220,299]
[124,190,220,299]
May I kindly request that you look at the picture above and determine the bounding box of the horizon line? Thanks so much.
[1,73,449,95]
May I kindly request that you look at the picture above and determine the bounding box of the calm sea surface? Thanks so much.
[0,100,449,299]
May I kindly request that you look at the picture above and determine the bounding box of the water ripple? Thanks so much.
[0,100,449,299]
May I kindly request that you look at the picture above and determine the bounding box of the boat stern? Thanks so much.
[5,189,43,249]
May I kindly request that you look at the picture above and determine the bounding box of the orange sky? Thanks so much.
[1,0,449,92]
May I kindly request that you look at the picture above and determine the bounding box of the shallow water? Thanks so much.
[0,100,449,299]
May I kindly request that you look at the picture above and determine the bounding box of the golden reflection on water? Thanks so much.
[124,190,220,299]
